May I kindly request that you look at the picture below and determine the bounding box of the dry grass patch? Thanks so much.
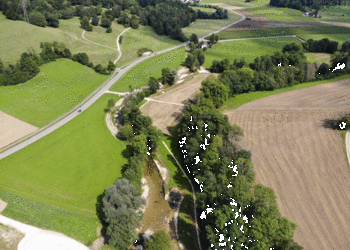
[223,78,350,249]
[0,111,38,149]
[0,223,24,250]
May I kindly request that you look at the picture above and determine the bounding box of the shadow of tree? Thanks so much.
[122,144,133,159]
[322,112,350,130]
[95,190,108,243]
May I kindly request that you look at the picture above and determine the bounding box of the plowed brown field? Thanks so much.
[223,78,350,250]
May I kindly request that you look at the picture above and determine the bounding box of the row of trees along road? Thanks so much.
[176,74,304,249]
[1,0,228,41]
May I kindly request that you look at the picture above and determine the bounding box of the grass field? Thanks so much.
[0,14,116,65]
[182,12,241,38]
[305,52,331,64]
[0,93,128,218]
[191,6,217,13]
[0,191,99,245]
[320,5,350,22]
[298,33,350,45]
[248,6,320,22]
[0,59,109,127]
[117,25,181,67]
[215,26,350,40]
[200,0,269,7]
[109,47,187,92]
[203,37,300,68]
[220,74,350,110]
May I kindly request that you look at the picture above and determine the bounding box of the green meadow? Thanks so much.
[221,74,350,111]
[305,52,331,64]
[298,33,350,45]
[191,6,217,13]
[203,37,300,68]
[182,12,241,38]
[319,5,350,22]
[200,0,269,7]
[0,59,109,127]
[109,47,187,92]
[0,93,128,220]
[215,26,350,40]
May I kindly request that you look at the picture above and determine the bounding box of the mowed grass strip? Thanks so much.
[203,37,300,68]
[216,26,350,40]
[0,190,98,245]
[109,47,187,92]
[182,12,241,38]
[117,25,181,67]
[220,74,350,111]
[0,93,128,217]
[0,59,109,127]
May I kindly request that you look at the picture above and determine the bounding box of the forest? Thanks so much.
[0,0,227,41]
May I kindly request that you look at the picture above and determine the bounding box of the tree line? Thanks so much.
[269,0,341,12]
[0,41,115,86]
[207,40,350,98]
[176,73,303,249]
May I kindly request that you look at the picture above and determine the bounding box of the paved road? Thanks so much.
[0,9,246,160]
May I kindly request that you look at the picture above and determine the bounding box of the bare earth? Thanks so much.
[321,21,350,28]
[141,73,214,134]
[0,111,38,149]
[223,78,350,250]
[0,223,24,250]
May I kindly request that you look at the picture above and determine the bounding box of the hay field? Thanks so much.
[141,73,213,134]
[0,111,37,149]
[223,78,350,249]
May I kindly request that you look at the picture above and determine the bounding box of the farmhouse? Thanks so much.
[199,41,208,48]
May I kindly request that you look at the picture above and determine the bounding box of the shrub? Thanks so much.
[100,17,111,28]
[137,48,153,57]
[106,27,112,33]
[29,11,48,27]
[146,230,171,250]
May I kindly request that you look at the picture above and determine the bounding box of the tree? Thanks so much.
[219,70,242,96]
[91,15,99,26]
[94,64,104,73]
[342,40,350,53]
[102,178,145,249]
[118,124,134,140]
[147,230,171,250]
[119,35,123,44]
[131,15,139,29]
[148,76,159,94]
[282,42,303,54]
[131,134,148,156]
[200,75,229,108]
[29,12,48,27]
[0,58,4,74]
[107,60,115,71]
[193,49,205,66]
[236,67,255,92]
[317,62,330,75]
[45,12,59,27]
[185,53,195,71]
[190,33,199,44]
[100,17,111,28]
[161,68,177,85]
[106,27,112,33]
[76,53,89,65]
[80,16,92,31]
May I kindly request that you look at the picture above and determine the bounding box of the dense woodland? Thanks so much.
[0,0,227,41]
[270,0,344,12]
[0,41,114,86]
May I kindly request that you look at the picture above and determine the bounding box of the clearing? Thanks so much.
[109,47,187,92]
[0,111,37,149]
[203,37,301,68]
[305,52,331,64]
[0,59,109,127]
[223,78,350,249]
[0,94,127,243]
[141,73,213,134]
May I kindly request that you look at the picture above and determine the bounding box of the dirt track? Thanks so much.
[223,78,350,250]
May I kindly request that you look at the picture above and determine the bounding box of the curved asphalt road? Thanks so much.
[0,9,245,160]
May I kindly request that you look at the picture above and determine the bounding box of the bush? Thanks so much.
[100,17,111,28]
[91,15,99,26]
[118,124,134,141]
[94,64,104,73]
[106,27,112,33]
[137,48,153,57]
[119,36,123,44]
[76,53,89,65]
[146,230,171,250]
[29,12,48,27]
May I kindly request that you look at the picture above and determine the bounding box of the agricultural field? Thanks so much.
[0,59,110,127]
[215,23,350,40]
[298,33,350,45]
[248,6,320,22]
[305,52,331,64]
[141,73,213,134]
[0,94,128,243]
[223,78,350,249]
[109,47,187,92]
[116,26,181,67]
[319,5,350,22]
[203,37,300,68]
[182,12,241,38]
[0,14,115,65]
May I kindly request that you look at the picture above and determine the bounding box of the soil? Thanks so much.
[223,78,350,249]
[321,21,350,28]
[226,20,333,31]
[0,223,24,250]
[0,199,7,213]
[0,111,38,149]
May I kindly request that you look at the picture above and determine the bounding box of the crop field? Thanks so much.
[319,5,350,22]
[248,6,320,22]
[215,24,350,40]
[203,37,300,68]
[182,12,241,38]
[223,78,350,249]
[0,94,128,222]
[0,59,109,127]
[117,25,181,67]
[141,73,212,133]
[109,47,187,92]
[0,14,116,65]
